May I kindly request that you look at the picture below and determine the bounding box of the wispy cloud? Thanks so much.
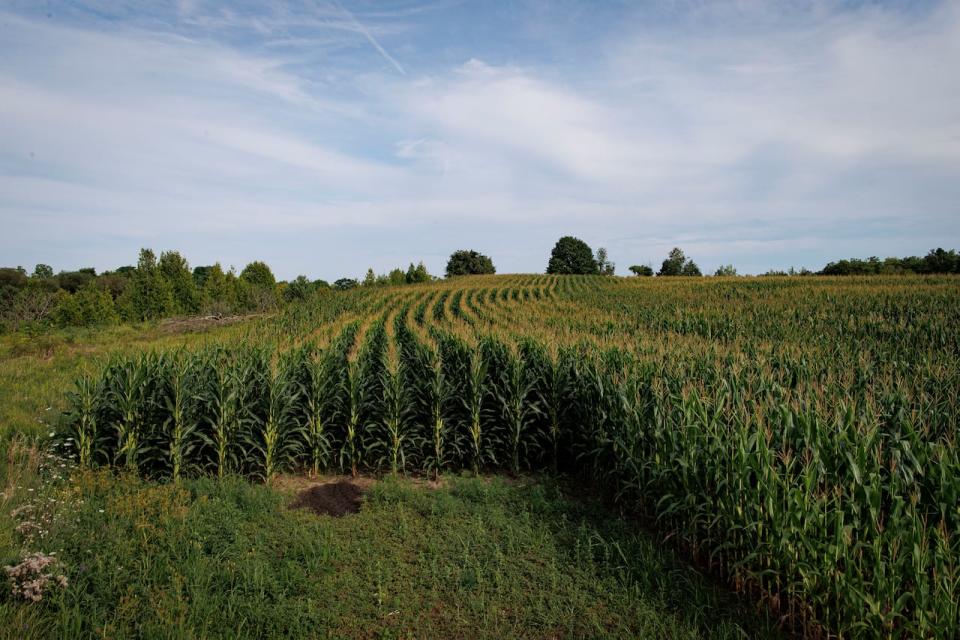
[0,1,957,278]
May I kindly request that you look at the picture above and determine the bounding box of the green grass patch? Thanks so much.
[1,471,779,639]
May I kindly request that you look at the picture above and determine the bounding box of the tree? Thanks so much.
[32,264,54,279]
[657,247,701,277]
[714,264,737,277]
[159,250,200,314]
[334,278,359,291]
[658,248,686,276]
[629,265,653,276]
[53,283,118,327]
[119,248,174,320]
[200,263,231,315]
[283,275,314,302]
[0,268,28,290]
[595,247,615,276]
[240,261,276,289]
[96,272,128,299]
[446,250,496,277]
[56,270,95,293]
[387,268,407,286]
[681,260,702,276]
[924,248,959,274]
[238,261,277,311]
[362,269,377,287]
[546,236,598,275]
[192,265,213,289]
[405,262,431,284]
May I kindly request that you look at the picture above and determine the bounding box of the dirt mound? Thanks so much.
[288,480,364,517]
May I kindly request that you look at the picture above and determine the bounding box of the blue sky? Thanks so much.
[1,0,958,279]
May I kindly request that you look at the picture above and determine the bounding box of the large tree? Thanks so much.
[547,236,598,275]
[445,250,496,277]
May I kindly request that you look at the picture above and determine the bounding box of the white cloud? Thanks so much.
[0,2,958,278]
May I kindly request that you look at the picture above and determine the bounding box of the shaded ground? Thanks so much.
[288,480,364,517]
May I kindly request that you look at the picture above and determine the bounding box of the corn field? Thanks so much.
[60,274,960,638]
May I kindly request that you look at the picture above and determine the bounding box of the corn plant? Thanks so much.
[105,356,153,471]
[247,361,302,481]
[464,349,490,474]
[302,349,338,476]
[423,357,455,479]
[498,354,542,473]
[378,360,411,475]
[200,352,242,478]
[340,360,365,477]
[159,355,200,481]
[63,374,101,468]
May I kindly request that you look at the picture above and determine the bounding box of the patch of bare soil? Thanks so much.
[288,480,365,517]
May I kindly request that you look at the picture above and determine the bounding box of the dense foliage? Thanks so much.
[546,236,598,274]
[0,249,326,332]
[445,250,496,277]
[657,247,701,276]
[58,273,960,638]
[629,265,654,276]
[821,247,959,275]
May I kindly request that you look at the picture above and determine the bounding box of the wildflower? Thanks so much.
[4,553,68,602]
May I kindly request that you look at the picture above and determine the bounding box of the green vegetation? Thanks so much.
[821,247,960,275]
[657,247,701,276]
[0,249,298,333]
[2,272,959,638]
[445,250,496,277]
[546,236,598,274]
[1,467,775,639]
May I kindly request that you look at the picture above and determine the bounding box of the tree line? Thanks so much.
[4,242,956,332]
[0,249,316,332]
[542,236,960,279]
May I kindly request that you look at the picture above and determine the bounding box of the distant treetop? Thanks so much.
[546,236,598,275]
[821,248,959,275]
[446,250,496,277]
[657,247,701,277]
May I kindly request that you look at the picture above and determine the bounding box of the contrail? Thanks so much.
[333,0,406,76]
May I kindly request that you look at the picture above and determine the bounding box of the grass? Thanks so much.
[0,314,779,638]
[1,469,779,639]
